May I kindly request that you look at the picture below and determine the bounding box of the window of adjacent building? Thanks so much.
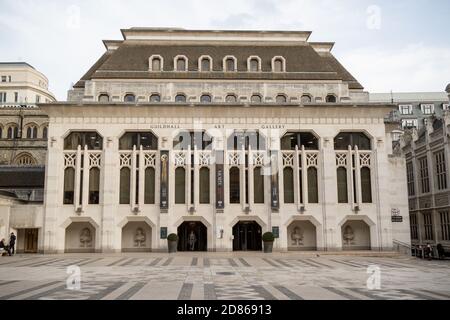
[119,132,158,150]
[273,58,284,72]
[440,211,450,241]
[14,92,18,103]
[119,167,131,204]
[175,57,187,71]
[1,76,6,82]
[98,94,109,102]
[26,125,38,139]
[7,125,19,139]
[0,92,6,103]
[14,153,36,166]
[144,167,155,204]
[361,167,372,203]
[88,167,100,204]
[253,167,264,204]
[200,94,212,103]
[199,167,210,204]
[283,167,294,204]
[276,95,287,104]
[225,94,237,103]
[434,150,448,190]
[399,105,413,115]
[326,95,337,103]
[173,131,212,150]
[124,94,136,103]
[229,167,240,203]
[307,167,319,203]
[418,157,430,193]
[301,95,312,104]
[175,167,186,204]
[150,94,161,103]
[8,76,11,82]
[402,119,418,129]
[225,57,236,72]
[443,104,450,111]
[152,57,162,71]
[43,126,48,139]
[410,214,418,240]
[36,95,40,103]
[281,132,319,151]
[251,94,262,104]
[200,57,212,72]
[227,130,266,151]
[0,127,2,139]
[334,132,371,150]
[175,94,186,103]
[423,212,434,240]
[64,131,103,150]
[421,104,434,115]
[337,167,348,203]
[406,162,415,196]
[249,58,260,72]
[64,167,75,204]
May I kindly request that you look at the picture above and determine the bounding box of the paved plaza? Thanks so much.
[0,252,449,300]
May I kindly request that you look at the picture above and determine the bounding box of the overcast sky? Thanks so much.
[1,0,449,100]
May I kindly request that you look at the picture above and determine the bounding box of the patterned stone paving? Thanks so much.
[0,253,449,300]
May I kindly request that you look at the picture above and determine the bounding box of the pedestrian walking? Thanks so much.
[9,232,16,255]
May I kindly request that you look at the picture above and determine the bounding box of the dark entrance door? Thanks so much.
[177,221,207,251]
[24,229,38,253]
[233,221,262,251]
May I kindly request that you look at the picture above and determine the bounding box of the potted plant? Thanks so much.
[262,232,275,253]
[167,233,178,253]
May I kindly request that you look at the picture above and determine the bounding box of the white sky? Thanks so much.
[1,0,449,100]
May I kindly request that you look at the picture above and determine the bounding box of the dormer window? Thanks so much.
[149,55,164,72]
[399,104,413,115]
[200,94,212,103]
[199,56,212,72]
[421,104,434,115]
[175,94,187,103]
[98,94,109,102]
[150,94,161,103]
[174,55,188,72]
[223,56,237,72]
[248,56,261,72]
[301,95,312,104]
[124,94,136,103]
[251,94,262,104]
[272,56,286,72]
[276,94,287,104]
[326,94,337,103]
[226,94,237,103]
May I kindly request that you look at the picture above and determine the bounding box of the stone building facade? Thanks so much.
[7,28,411,253]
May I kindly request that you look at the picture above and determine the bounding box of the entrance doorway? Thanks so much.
[17,229,39,253]
[177,221,207,252]
[233,221,262,251]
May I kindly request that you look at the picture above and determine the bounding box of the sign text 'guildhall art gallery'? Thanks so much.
[2,28,411,253]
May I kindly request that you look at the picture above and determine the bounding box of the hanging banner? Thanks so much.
[215,150,225,209]
[270,150,279,210]
[160,150,169,210]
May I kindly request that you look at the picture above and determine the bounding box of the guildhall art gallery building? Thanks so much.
[8,28,412,253]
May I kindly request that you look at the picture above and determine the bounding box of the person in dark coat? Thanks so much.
[0,239,11,256]
[437,244,445,260]
[9,232,16,255]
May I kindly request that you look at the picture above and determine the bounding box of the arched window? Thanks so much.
[281,132,319,151]
[144,167,155,204]
[98,94,109,102]
[254,167,264,204]
[226,94,237,103]
[334,132,371,150]
[0,126,2,139]
[248,57,260,72]
[89,167,100,204]
[14,153,36,166]
[326,95,337,103]
[173,131,212,150]
[200,57,212,72]
[42,126,48,139]
[276,95,287,104]
[175,167,186,204]
[124,94,136,103]
[200,94,212,103]
[273,58,284,72]
[283,167,294,204]
[64,131,103,150]
[224,57,236,72]
[119,167,131,204]
[26,125,38,139]
[251,94,262,104]
[307,167,318,203]
[175,94,187,103]
[7,125,19,139]
[175,56,187,71]
[152,57,162,71]
[150,94,161,103]
[119,132,158,150]
[64,167,75,204]
[229,167,240,203]
[301,95,312,104]
[337,167,348,203]
[361,167,372,203]
[227,130,266,151]
[199,167,210,204]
